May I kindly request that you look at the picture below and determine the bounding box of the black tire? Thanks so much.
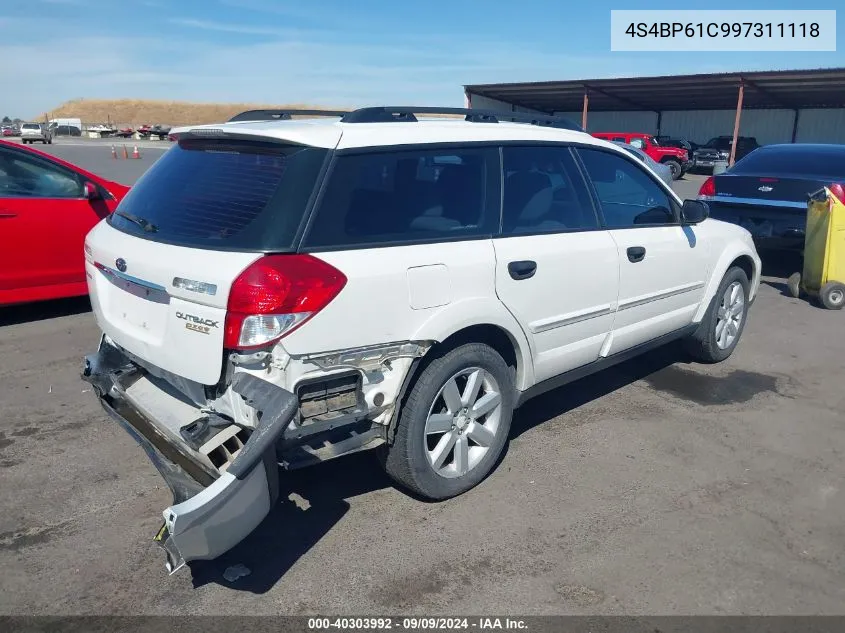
[684,266,750,363]
[819,281,845,310]
[378,343,514,500]
[664,159,682,180]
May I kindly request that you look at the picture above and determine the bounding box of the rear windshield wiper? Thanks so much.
[115,210,158,233]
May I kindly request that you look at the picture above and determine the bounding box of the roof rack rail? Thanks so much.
[339,106,583,131]
[227,109,350,123]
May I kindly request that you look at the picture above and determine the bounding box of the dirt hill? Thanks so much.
[37,99,346,127]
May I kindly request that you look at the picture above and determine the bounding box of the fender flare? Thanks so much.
[693,243,760,323]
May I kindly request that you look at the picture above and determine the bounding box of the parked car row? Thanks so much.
[592,132,690,180]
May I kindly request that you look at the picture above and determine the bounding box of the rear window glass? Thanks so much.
[731,147,845,179]
[108,139,328,251]
[303,147,499,249]
[22,124,40,130]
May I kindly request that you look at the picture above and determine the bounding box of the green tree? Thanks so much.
[1,116,11,124]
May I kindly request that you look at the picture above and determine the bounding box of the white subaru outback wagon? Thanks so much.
[81,107,761,573]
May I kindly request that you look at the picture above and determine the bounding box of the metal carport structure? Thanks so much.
[465,68,845,165]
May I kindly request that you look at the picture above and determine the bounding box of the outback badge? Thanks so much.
[176,311,219,335]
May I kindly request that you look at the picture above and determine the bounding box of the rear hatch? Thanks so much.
[84,133,333,385]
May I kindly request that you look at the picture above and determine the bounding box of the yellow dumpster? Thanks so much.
[787,185,845,310]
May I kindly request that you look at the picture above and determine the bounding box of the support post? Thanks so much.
[729,82,745,166]
[581,91,589,130]
[791,109,800,143]
[656,111,662,137]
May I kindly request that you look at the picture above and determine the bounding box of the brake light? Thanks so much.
[698,176,716,198]
[830,183,845,205]
[224,254,347,350]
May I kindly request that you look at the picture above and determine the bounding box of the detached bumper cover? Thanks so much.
[82,339,296,573]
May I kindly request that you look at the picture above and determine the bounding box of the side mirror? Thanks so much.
[681,199,709,225]
[83,181,101,200]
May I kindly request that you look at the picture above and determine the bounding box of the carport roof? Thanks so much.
[465,67,845,113]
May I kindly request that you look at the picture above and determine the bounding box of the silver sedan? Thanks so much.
[612,141,674,187]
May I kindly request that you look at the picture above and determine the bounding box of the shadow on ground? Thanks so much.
[188,450,391,593]
[192,341,693,593]
[0,297,91,327]
[758,250,803,297]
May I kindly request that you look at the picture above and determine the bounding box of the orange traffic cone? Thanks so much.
[122,145,129,159]
[111,145,117,159]
[132,145,140,159]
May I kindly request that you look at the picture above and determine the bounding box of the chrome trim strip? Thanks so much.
[701,195,807,210]
[618,281,704,312]
[97,265,168,293]
[529,305,613,334]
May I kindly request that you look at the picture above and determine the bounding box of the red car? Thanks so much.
[592,132,690,180]
[0,139,130,306]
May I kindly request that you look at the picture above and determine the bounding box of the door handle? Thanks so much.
[0,212,17,219]
[508,260,537,280]
[626,246,646,263]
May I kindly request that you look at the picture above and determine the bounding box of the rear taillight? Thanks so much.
[224,254,347,350]
[829,183,845,205]
[698,176,716,198]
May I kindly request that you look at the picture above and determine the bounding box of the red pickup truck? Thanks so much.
[592,132,690,180]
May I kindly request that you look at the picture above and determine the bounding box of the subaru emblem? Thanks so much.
[115,258,127,272]
[758,186,773,193]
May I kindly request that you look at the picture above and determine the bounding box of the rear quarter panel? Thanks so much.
[284,240,536,390]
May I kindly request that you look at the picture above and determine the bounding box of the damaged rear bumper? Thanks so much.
[81,339,296,573]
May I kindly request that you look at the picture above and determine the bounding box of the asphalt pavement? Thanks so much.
[1,144,843,616]
[18,138,169,185]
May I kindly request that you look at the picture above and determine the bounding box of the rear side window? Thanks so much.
[304,147,499,249]
[109,139,328,251]
[732,147,845,179]
[577,147,677,228]
[501,146,598,234]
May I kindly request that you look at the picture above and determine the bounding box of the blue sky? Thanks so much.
[1,0,842,117]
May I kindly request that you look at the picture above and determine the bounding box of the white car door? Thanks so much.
[576,146,711,356]
[492,145,619,384]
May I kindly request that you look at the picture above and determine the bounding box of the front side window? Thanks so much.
[501,145,598,234]
[577,147,676,228]
[0,147,83,199]
[304,146,498,249]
